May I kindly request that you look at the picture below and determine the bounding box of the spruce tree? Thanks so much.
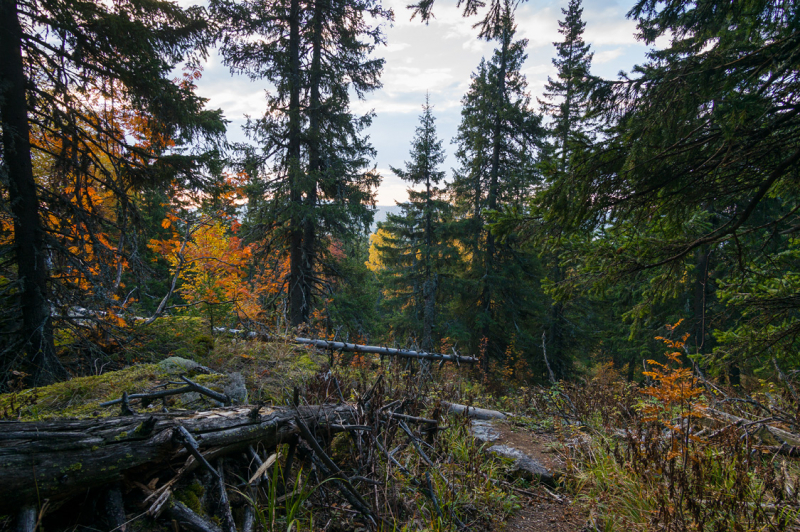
[378,96,452,351]
[0,0,224,387]
[449,6,545,369]
[539,0,593,172]
[533,0,800,372]
[213,0,388,326]
[536,0,594,377]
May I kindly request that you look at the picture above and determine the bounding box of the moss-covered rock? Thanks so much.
[157,356,208,375]
[0,364,227,421]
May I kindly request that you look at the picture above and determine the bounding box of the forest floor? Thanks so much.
[4,320,800,532]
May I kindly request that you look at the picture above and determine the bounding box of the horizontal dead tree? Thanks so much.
[442,402,508,420]
[210,329,477,364]
[0,404,357,513]
[293,338,478,364]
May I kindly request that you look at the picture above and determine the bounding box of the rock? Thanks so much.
[471,420,501,443]
[487,444,556,485]
[224,373,248,404]
[158,357,212,375]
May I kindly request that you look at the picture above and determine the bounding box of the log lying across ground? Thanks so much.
[213,328,478,364]
[293,338,478,364]
[0,404,357,514]
[442,401,509,420]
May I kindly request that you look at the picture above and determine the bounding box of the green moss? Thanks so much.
[295,353,320,372]
[61,462,82,473]
[175,482,205,516]
[0,364,168,420]
[0,357,230,421]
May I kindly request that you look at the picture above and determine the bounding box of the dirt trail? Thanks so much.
[486,422,588,531]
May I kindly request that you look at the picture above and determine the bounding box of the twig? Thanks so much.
[215,459,236,532]
[180,376,230,405]
[175,426,221,480]
[295,415,379,524]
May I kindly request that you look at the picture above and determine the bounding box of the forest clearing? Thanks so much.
[1,0,799,529]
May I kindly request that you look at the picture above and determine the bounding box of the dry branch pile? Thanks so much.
[0,365,514,532]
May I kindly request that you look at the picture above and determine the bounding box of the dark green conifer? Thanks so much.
[539,0,594,172]
[378,96,453,351]
[213,0,389,326]
[449,5,545,369]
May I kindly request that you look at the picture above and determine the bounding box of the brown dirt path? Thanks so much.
[486,422,588,531]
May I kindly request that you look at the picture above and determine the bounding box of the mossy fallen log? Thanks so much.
[0,403,357,513]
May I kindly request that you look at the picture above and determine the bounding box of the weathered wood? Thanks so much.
[214,459,236,532]
[15,505,37,532]
[293,338,477,364]
[100,386,195,407]
[177,426,221,480]
[705,408,800,447]
[382,411,438,425]
[0,404,357,513]
[442,402,508,420]
[105,484,127,532]
[242,507,255,532]
[213,329,477,364]
[169,500,223,532]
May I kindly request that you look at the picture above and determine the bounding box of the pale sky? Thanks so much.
[191,0,656,205]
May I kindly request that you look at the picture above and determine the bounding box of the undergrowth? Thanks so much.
[558,325,800,532]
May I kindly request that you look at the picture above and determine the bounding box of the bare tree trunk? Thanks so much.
[0,0,66,386]
[287,0,305,327]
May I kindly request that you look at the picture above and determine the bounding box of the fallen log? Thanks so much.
[442,401,508,420]
[0,403,357,514]
[209,329,478,364]
[293,338,478,364]
[705,408,800,447]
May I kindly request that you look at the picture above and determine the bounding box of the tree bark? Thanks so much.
[0,404,357,513]
[0,0,66,386]
[287,0,305,327]
[480,23,508,370]
[300,0,324,328]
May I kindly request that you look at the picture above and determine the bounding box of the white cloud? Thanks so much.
[376,171,410,205]
[594,47,625,64]
[385,42,411,52]
[382,66,455,95]
[516,7,561,49]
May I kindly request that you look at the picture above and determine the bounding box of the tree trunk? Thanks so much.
[0,404,358,513]
[287,0,305,327]
[0,0,66,386]
[300,0,324,327]
[480,25,508,367]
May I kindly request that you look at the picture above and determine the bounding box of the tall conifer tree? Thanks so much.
[449,5,545,368]
[378,96,452,351]
[213,0,388,326]
[0,0,224,387]
[539,0,593,172]
[536,0,594,377]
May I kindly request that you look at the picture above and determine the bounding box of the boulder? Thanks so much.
[158,356,212,375]
[487,444,556,485]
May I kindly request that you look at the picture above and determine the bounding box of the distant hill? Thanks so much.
[370,205,403,233]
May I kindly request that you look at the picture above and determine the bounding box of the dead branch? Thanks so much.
[0,403,358,513]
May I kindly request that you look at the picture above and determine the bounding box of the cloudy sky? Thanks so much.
[192,0,655,205]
